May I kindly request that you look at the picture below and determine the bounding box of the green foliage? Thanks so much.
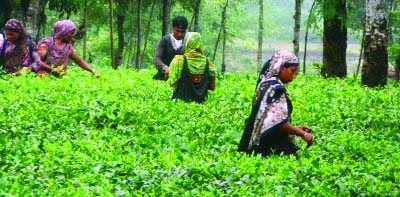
[388,2,400,65]
[48,0,82,17]
[1,68,399,196]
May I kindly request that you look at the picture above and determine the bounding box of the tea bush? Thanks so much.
[0,67,399,196]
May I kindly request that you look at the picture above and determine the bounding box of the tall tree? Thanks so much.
[387,0,399,80]
[36,0,48,41]
[162,0,170,36]
[109,0,116,69]
[257,0,264,72]
[83,0,88,61]
[115,0,130,67]
[322,0,347,78]
[24,0,40,40]
[293,0,302,58]
[141,1,156,63]
[115,14,125,67]
[302,0,316,75]
[135,0,143,69]
[193,0,201,32]
[221,0,228,74]
[0,0,14,25]
[362,0,388,87]
[212,0,229,62]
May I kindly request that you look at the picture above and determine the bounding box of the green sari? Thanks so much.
[168,32,216,90]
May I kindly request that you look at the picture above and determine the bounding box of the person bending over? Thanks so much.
[37,19,100,77]
[238,51,313,157]
[0,19,40,75]
[168,32,216,103]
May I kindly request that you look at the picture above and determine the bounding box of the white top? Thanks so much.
[170,33,183,51]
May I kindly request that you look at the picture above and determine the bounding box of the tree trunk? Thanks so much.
[387,1,399,81]
[24,0,40,40]
[362,0,388,87]
[355,27,365,80]
[293,0,302,58]
[194,0,201,32]
[221,0,229,73]
[135,0,142,70]
[0,0,13,25]
[387,0,396,44]
[115,15,125,67]
[109,0,116,69]
[322,0,347,78]
[395,59,400,80]
[213,27,222,61]
[189,13,195,31]
[141,1,156,63]
[257,0,264,72]
[83,0,88,61]
[213,0,229,61]
[162,0,170,36]
[36,0,47,41]
[303,0,316,75]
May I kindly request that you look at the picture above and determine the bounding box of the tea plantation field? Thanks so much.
[1,67,399,196]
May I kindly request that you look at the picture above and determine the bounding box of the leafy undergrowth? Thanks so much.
[1,67,399,196]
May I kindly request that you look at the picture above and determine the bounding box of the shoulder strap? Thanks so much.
[183,55,188,69]
[163,34,171,45]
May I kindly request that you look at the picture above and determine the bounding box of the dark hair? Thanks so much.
[283,62,299,67]
[172,16,188,29]
[3,26,19,33]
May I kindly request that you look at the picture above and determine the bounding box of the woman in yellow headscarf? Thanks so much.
[168,32,216,103]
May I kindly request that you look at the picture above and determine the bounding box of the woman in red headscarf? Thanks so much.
[37,19,100,77]
[0,19,40,75]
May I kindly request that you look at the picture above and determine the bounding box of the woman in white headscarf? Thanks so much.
[238,51,313,157]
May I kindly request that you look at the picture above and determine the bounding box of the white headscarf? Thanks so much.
[264,50,298,79]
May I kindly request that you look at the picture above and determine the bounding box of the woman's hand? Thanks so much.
[297,125,313,147]
[281,123,314,147]
[163,65,170,74]
[92,69,101,78]
[301,132,313,147]
[297,125,311,133]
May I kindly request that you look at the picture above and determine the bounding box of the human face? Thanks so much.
[4,30,20,44]
[63,30,75,42]
[172,26,186,40]
[279,65,298,84]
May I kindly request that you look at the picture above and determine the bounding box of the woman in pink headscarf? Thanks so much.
[0,19,40,75]
[37,19,100,77]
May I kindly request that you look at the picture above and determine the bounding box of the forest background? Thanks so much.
[2,0,393,74]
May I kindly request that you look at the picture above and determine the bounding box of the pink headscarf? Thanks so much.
[53,19,76,39]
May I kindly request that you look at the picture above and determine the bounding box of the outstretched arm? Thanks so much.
[70,48,101,77]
